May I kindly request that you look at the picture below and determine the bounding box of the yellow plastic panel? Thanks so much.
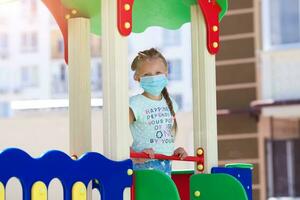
[32,181,47,200]
[72,182,86,200]
[0,182,4,200]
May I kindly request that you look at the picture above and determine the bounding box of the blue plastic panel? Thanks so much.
[211,167,252,200]
[0,148,133,200]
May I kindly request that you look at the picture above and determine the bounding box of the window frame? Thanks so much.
[262,0,300,51]
[20,66,39,88]
[20,31,38,53]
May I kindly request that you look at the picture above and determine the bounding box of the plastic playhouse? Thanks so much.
[0,0,254,200]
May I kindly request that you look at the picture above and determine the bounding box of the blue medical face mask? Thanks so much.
[140,74,168,96]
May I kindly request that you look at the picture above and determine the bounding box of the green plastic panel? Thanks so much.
[225,163,254,169]
[190,174,248,200]
[182,0,197,6]
[172,170,194,175]
[132,0,191,33]
[134,170,180,200]
[216,0,228,21]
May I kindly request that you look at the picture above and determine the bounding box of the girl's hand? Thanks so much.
[173,147,188,160]
[132,148,155,164]
[142,148,155,159]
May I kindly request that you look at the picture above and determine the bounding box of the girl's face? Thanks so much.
[134,58,168,81]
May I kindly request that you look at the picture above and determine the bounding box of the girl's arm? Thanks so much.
[129,108,135,123]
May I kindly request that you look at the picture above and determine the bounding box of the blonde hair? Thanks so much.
[131,48,178,133]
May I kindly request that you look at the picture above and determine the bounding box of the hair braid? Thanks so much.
[162,87,177,134]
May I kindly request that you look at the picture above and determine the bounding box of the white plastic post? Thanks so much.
[101,1,131,198]
[101,0,130,160]
[191,5,218,173]
[68,18,92,156]
[68,17,92,200]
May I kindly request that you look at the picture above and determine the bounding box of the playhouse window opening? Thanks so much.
[48,178,63,200]
[5,177,22,200]
[128,25,194,171]
[89,179,102,200]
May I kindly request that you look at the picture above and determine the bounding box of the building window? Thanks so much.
[0,33,8,49]
[58,64,67,93]
[167,59,182,81]
[0,33,8,58]
[172,94,183,110]
[51,31,64,59]
[295,139,300,197]
[0,67,9,94]
[59,64,66,82]
[90,36,101,57]
[263,0,300,49]
[163,30,181,46]
[22,0,37,17]
[21,31,38,52]
[51,63,68,95]
[58,39,64,54]
[266,139,300,198]
[91,62,102,92]
[20,66,38,88]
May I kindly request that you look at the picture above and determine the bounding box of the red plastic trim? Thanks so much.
[196,147,205,172]
[130,148,204,172]
[130,152,203,163]
[130,175,135,200]
[42,0,70,63]
[197,0,221,54]
[118,0,135,36]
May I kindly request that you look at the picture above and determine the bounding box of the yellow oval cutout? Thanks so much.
[32,181,47,200]
[72,182,86,200]
[0,182,4,200]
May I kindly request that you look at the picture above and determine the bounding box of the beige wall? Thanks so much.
[0,109,193,160]
[0,110,102,156]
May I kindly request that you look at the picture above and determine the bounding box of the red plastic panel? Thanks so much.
[118,0,135,36]
[197,0,221,54]
[42,0,70,64]
[172,172,193,200]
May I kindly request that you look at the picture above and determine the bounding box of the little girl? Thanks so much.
[129,48,187,176]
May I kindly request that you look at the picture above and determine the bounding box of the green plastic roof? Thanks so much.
[61,0,101,35]
[132,0,192,33]
[60,0,228,36]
